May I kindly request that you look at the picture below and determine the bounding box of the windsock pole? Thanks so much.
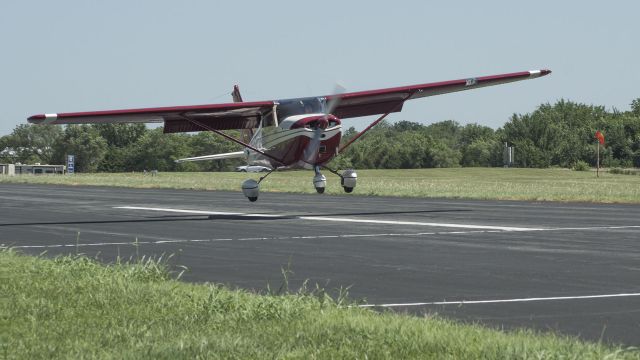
[596,141,600,178]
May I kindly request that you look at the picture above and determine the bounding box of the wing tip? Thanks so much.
[28,114,45,121]
[28,113,58,124]
[530,69,552,78]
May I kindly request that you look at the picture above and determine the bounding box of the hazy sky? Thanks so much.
[1,1,638,135]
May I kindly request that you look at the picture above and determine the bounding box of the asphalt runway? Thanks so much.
[2,183,639,345]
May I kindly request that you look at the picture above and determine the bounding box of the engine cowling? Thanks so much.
[290,114,340,130]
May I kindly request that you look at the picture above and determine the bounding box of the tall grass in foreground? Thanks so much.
[2,249,638,359]
[1,168,639,203]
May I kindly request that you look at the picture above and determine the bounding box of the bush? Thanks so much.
[609,168,640,176]
[573,160,590,171]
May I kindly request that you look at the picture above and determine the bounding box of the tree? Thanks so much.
[128,128,191,171]
[94,124,148,172]
[53,125,107,172]
[0,124,63,164]
[631,98,640,116]
[461,139,496,167]
[427,140,461,168]
[424,120,461,149]
[459,123,495,147]
[393,120,425,132]
[94,123,146,148]
[187,131,244,171]
[459,124,497,167]
[501,100,611,168]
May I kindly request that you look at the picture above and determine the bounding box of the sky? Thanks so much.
[1,1,639,135]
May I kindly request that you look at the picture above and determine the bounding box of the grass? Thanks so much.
[609,168,640,176]
[2,249,638,359]
[1,167,640,203]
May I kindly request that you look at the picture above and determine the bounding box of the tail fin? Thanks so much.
[232,85,243,103]
[232,85,253,144]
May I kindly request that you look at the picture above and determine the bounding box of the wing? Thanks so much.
[28,101,275,133]
[27,69,550,132]
[175,151,245,163]
[326,70,551,119]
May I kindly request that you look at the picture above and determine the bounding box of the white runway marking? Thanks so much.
[114,206,540,231]
[360,293,640,308]
[9,223,640,250]
[300,216,540,231]
[7,206,637,250]
[113,206,640,232]
[114,206,283,218]
[6,230,487,249]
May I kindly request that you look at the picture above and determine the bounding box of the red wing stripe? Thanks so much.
[28,101,274,123]
[327,69,550,119]
[328,70,545,102]
[56,101,273,118]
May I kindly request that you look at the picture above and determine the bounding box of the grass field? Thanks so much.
[1,168,639,203]
[3,249,638,359]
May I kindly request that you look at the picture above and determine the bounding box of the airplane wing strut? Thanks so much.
[182,116,286,166]
[338,93,414,154]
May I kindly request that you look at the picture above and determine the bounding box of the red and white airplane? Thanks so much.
[28,69,551,201]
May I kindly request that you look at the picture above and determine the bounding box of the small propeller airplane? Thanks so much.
[28,69,551,202]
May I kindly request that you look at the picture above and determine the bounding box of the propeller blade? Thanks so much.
[325,82,346,116]
[305,82,347,164]
[303,126,323,164]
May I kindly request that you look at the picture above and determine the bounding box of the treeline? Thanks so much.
[0,125,244,172]
[1,99,639,171]
[336,98,640,169]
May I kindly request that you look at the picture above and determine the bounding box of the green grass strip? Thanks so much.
[2,168,640,203]
[2,249,638,359]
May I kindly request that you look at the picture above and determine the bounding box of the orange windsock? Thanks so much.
[595,130,605,145]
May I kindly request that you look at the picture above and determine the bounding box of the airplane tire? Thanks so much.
[316,187,325,194]
[248,196,258,202]
[343,186,353,193]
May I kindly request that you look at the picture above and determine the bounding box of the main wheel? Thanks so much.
[343,186,353,193]
[316,187,325,194]
[248,196,258,202]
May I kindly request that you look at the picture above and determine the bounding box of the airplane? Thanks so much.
[28,69,551,202]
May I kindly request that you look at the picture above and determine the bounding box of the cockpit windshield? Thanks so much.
[276,97,324,120]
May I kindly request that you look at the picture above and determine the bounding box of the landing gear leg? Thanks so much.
[313,166,326,194]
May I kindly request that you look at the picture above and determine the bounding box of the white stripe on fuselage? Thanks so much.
[261,126,341,148]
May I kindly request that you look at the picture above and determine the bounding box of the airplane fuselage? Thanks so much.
[247,113,342,169]
[244,95,344,170]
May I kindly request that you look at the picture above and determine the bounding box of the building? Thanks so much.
[16,164,65,175]
[0,164,15,175]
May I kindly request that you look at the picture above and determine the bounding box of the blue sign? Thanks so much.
[67,155,75,174]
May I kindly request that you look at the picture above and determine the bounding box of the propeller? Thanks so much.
[303,83,346,165]
[324,82,346,115]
